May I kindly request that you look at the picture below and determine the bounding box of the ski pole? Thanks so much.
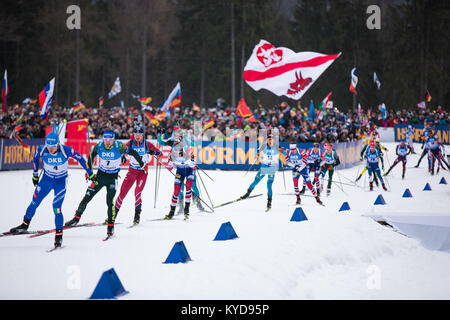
[154,160,159,208]
[196,169,214,209]
[151,154,214,212]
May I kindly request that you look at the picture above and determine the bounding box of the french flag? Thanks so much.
[39,78,55,121]
[1,70,7,113]
[349,68,358,95]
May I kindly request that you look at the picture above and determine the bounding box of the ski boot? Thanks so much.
[165,206,176,220]
[295,194,301,205]
[184,202,190,220]
[382,183,387,191]
[315,196,323,205]
[54,229,63,248]
[106,222,114,236]
[299,186,306,195]
[104,207,119,225]
[240,188,252,200]
[133,209,141,225]
[266,197,272,211]
[65,212,81,227]
[369,182,374,191]
[9,218,31,234]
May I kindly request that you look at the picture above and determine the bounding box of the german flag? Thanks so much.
[98,96,104,107]
[236,98,257,122]
[72,101,85,113]
[139,97,152,105]
[425,90,431,102]
[202,119,215,131]
[144,111,160,126]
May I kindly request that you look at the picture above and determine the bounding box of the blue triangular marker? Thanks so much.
[214,222,238,241]
[89,268,129,299]
[374,194,386,205]
[402,188,413,198]
[163,241,191,264]
[290,207,308,222]
[439,177,447,185]
[423,183,432,191]
[339,202,350,212]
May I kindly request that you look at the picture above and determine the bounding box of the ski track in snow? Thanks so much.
[0,142,449,299]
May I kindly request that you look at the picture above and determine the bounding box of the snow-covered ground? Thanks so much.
[0,142,449,300]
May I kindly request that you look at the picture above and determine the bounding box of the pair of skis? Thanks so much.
[0,222,98,238]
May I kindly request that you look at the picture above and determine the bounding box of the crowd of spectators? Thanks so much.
[0,100,448,144]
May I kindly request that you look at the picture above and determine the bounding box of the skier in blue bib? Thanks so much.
[363,141,387,191]
[239,134,279,211]
[9,132,94,248]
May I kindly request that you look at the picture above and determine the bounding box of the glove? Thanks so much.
[382,165,385,171]
[87,173,98,184]
[150,150,162,157]
[32,175,39,187]
[360,156,363,162]
[294,165,301,172]
[121,154,127,165]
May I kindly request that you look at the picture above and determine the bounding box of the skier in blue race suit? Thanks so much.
[8,132,94,248]
[363,141,388,191]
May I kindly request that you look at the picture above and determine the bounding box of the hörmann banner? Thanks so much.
[394,124,450,145]
[0,139,362,171]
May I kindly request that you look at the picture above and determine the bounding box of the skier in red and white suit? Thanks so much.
[114,126,162,224]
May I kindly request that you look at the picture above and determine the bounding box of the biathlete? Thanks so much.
[64,129,145,237]
[114,126,162,225]
[239,134,279,211]
[320,143,340,196]
[383,140,412,179]
[283,143,323,205]
[164,136,197,220]
[9,132,93,248]
[363,141,388,191]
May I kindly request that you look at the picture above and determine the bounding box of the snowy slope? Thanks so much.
[0,142,449,300]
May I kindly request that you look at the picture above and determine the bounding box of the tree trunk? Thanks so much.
[141,0,148,97]
[230,2,236,109]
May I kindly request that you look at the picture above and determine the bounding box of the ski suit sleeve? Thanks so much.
[87,144,98,170]
[122,143,145,168]
[334,153,341,167]
[32,145,44,176]
[64,145,92,176]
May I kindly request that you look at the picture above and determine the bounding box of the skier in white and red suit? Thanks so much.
[300,142,326,196]
[114,126,162,224]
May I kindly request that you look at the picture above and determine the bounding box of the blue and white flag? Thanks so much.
[379,103,387,120]
[108,77,121,99]
[373,72,381,90]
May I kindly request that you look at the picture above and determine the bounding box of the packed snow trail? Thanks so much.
[0,142,449,299]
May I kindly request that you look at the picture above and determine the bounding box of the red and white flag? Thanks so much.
[417,101,426,109]
[243,40,341,100]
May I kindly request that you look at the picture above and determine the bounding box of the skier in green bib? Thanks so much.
[64,129,145,237]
